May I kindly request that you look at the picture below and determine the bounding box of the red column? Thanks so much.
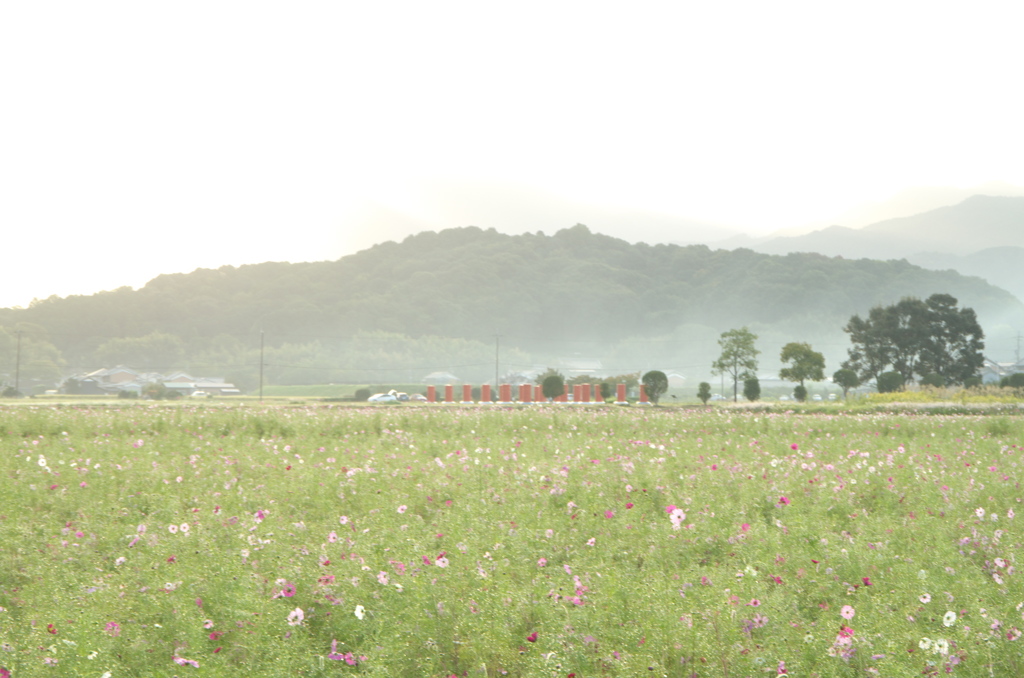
[500,384,512,403]
[581,383,591,403]
[616,383,627,404]
[427,385,436,403]
[518,383,530,403]
[534,384,543,401]
[640,384,649,403]
[573,384,582,403]
[444,384,454,403]
[480,384,491,403]
[462,384,473,403]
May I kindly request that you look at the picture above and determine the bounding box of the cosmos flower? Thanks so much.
[287,608,304,626]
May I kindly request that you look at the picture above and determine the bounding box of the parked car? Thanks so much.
[409,393,428,402]
[812,394,823,401]
[190,391,209,398]
[368,392,398,403]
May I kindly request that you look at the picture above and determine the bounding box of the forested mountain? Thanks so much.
[2,224,1022,389]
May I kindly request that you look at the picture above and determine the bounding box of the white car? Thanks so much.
[367,392,398,403]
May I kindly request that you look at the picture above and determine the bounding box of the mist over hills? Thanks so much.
[727,195,1024,302]
[2,224,1022,389]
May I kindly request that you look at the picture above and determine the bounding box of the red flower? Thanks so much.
[47,623,57,634]
[862,577,872,586]
[527,632,538,643]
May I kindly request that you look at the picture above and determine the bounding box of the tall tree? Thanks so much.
[779,342,825,399]
[842,294,984,388]
[641,370,669,405]
[711,327,760,402]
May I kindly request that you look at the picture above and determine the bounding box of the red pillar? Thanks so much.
[616,383,627,404]
[581,383,591,403]
[462,384,473,403]
[427,385,436,403]
[573,384,582,403]
[480,384,491,403]
[500,383,512,403]
[535,384,544,402]
[518,383,531,403]
[444,384,454,403]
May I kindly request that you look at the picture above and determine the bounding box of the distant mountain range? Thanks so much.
[713,195,1024,302]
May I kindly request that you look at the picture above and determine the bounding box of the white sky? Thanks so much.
[3,0,1024,309]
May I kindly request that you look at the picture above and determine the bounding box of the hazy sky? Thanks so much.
[3,1,1024,309]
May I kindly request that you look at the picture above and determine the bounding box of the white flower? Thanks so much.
[943,611,957,627]
[38,456,48,467]
[976,507,986,519]
[287,607,304,626]
[919,637,932,650]
[179,523,190,534]
[168,524,178,534]
[933,638,949,655]
[354,605,365,620]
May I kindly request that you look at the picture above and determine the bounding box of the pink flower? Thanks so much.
[537,558,547,567]
[841,605,855,620]
[790,443,799,450]
[526,632,538,643]
[287,607,304,626]
[604,510,614,519]
[740,523,750,532]
[274,580,296,598]
[747,599,761,607]
[778,496,790,506]
[105,622,120,637]
[665,504,677,513]
[625,502,634,509]
[435,557,449,568]
[586,538,596,546]
[397,505,407,514]
[172,656,200,668]
[862,577,872,586]
[328,531,339,543]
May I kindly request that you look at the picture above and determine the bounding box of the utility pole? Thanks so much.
[494,332,500,390]
[259,330,264,403]
[14,329,22,396]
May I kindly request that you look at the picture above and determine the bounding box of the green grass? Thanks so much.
[1,404,1024,676]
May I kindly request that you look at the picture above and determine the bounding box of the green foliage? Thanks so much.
[354,388,371,401]
[778,341,825,386]
[641,370,668,404]
[541,373,566,400]
[1000,372,1024,389]
[843,293,985,387]
[711,327,759,402]
[793,384,807,402]
[876,370,905,393]
[742,376,760,401]
[832,368,860,399]
[3,406,1024,676]
[697,381,712,404]
[920,372,945,387]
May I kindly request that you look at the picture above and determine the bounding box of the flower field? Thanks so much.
[1,403,1023,677]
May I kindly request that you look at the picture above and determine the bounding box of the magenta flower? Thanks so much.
[105,622,121,637]
[526,632,538,643]
[172,655,199,668]
[778,496,790,506]
[604,510,614,519]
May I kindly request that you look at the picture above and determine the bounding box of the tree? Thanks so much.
[743,377,760,402]
[541,373,566,401]
[641,370,668,405]
[1000,373,1024,389]
[832,368,860,399]
[842,294,984,388]
[711,327,760,402]
[697,382,712,405]
[877,371,905,393]
[793,384,807,402]
[779,342,825,391]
